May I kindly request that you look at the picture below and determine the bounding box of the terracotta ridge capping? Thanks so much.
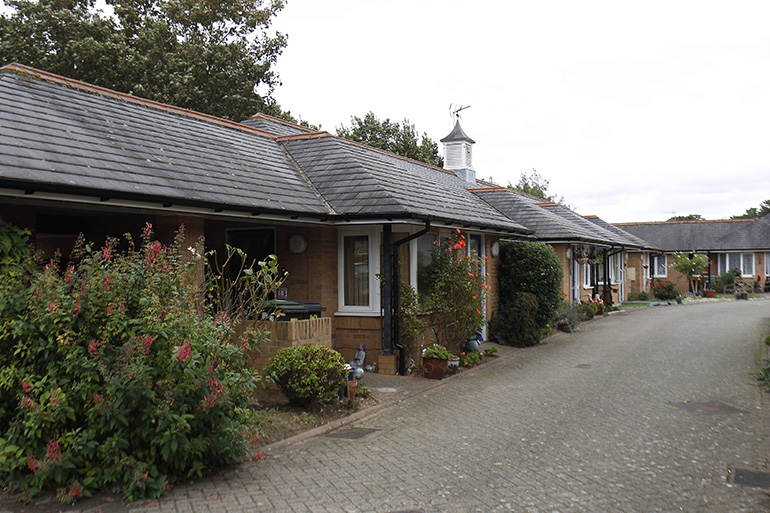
[334,136,457,176]
[2,63,277,140]
[249,112,314,132]
[582,215,599,219]
[614,218,757,226]
[536,202,561,207]
[276,131,334,142]
[468,186,507,192]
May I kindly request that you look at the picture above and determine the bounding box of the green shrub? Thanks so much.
[420,230,486,352]
[578,301,598,319]
[498,241,563,329]
[0,223,283,503]
[627,292,650,301]
[717,272,735,293]
[489,292,540,347]
[483,346,498,356]
[422,344,453,359]
[265,345,347,407]
[554,301,581,332]
[651,279,678,300]
[459,350,482,367]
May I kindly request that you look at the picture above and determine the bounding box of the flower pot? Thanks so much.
[423,357,448,380]
[447,356,460,374]
[347,380,358,398]
[705,289,715,298]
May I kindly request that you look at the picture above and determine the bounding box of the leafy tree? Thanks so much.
[732,200,770,219]
[0,0,288,121]
[667,214,704,221]
[509,169,556,201]
[670,252,708,294]
[337,112,444,167]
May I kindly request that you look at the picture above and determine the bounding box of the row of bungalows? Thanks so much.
[0,63,671,375]
[617,217,770,296]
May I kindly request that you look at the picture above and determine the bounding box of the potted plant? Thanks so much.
[422,344,452,379]
[574,246,588,265]
[704,280,716,298]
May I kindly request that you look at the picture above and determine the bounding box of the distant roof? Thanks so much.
[582,215,655,250]
[473,187,610,243]
[440,119,475,144]
[538,203,648,249]
[615,218,770,252]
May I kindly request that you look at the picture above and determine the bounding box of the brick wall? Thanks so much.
[485,236,501,319]
[249,317,333,374]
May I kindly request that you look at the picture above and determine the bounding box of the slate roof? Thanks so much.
[472,187,609,243]
[0,64,530,235]
[440,119,475,144]
[615,218,770,252]
[0,64,330,216]
[281,136,531,234]
[538,203,646,248]
[582,215,655,250]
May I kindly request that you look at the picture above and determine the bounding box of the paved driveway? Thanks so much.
[9,301,770,512]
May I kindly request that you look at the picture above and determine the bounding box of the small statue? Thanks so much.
[350,343,366,370]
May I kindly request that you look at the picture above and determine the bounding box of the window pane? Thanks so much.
[583,263,590,287]
[766,253,770,277]
[718,254,726,275]
[655,255,667,277]
[416,234,436,294]
[743,253,754,276]
[344,235,369,306]
[729,253,741,273]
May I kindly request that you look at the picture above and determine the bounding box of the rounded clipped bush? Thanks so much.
[498,241,563,329]
[489,292,540,347]
[265,345,347,407]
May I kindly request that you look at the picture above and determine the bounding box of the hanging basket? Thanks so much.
[576,257,588,265]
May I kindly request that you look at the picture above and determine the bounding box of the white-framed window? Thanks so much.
[337,227,381,315]
[652,254,667,278]
[766,252,770,278]
[582,263,592,288]
[717,253,755,277]
[609,252,622,284]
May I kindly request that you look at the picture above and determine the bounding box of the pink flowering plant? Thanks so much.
[419,230,486,353]
[0,221,283,503]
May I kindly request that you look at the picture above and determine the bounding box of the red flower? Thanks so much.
[69,481,82,498]
[140,335,154,355]
[88,339,100,358]
[46,436,61,464]
[26,454,38,473]
[21,381,32,394]
[143,222,153,238]
[101,241,113,262]
[176,342,191,362]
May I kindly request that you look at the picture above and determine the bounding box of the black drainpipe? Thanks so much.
[387,219,431,375]
[602,247,623,305]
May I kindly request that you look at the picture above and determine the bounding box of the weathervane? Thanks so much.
[449,104,471,120]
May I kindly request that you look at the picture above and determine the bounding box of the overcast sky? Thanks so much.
[270,0,770,223]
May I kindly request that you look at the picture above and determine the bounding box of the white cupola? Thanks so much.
[440,118,476,183]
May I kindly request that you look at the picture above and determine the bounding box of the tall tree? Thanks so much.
[0,0,288,121]
[667,214,704,221]
[732,200,770,219]
[509,169,556,202]
[336,112,444,167]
